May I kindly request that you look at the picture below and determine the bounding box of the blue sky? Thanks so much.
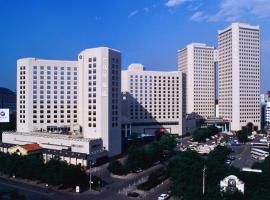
[0,0,269,93]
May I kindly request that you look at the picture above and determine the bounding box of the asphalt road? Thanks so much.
[80,164,163,200]
[0,177,71,200]
[140,179,171,200]
[0,162,165,200]
[230,144,255,168]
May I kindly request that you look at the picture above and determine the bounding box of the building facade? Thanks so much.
[265,102,270,127]
[78,47,122,156]
[178,43,216,119]
[17,58,78,133]
[6,47,122,157]
[218,23,261,131]
[121,64,184,136]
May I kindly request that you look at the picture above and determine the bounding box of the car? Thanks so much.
[225,160,232,165]
[158,193,170,200]
[133,168,143,173]
[229,155,235,160]
[260,138,268,143]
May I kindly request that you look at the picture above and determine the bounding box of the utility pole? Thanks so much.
[89,160,94,191]
[89,163,92,191]
[202,164,207,196]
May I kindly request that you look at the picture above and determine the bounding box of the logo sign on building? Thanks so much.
[0,109,9,123]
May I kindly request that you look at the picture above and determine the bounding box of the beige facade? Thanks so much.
[17,58,78,133]
[78,47,121,156]
[121,64,184,135]
[178,43,216,119]
[218,23,261,131]
[10,47,122,157]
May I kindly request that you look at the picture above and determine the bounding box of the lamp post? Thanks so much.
[202,164,207,196]
[89,160,95,191]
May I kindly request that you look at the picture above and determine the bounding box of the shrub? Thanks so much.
[107,160,127,175]
[137,168,168,191]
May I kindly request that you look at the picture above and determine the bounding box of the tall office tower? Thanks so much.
[17,58,78,133]
[121,64,184,136]
[178,43,216,119]
[266,102,270,127]
[218,23,261,131]
[78,47,122,156]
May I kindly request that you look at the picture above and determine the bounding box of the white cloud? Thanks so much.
[165,0,190,7]
[206,0,270,22]
[128,10,138,18]
[190,11,207,22]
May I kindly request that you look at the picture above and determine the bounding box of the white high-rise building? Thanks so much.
[178,43,216,119]
[78,47,122,156]
[265,102,270,126]
[121,64,184,136]
[218,23,261,131]
[5,47,122,157]
[17,58,78,133]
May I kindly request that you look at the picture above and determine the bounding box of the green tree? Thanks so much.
[159,133,177,151]
[107,160,127,175]
[236,130,248,143]
[192,126,219,142]
[168,151,204,199]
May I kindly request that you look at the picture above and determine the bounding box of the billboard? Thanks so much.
[0,109,9,123]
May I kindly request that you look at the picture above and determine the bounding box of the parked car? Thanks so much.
[133,168,143,173]
[225,160,232,165]
[229,155,235,160]
[158,193,170,200]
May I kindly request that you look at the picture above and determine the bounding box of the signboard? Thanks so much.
[0,109,9,122]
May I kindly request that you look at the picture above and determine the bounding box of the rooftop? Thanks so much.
[21,143,41,152]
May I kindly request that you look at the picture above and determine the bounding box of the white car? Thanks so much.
[158,194,170,200]
[260,138,268,143]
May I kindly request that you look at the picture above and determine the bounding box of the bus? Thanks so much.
[251,148,269,161]
[250,142,270,149]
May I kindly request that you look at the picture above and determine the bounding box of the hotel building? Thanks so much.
[178,43,216,119]
[3,47,122,158]
[121,64,184,136]
[16,58,78,133]
[78,47,121,156]
[218,23,261,131]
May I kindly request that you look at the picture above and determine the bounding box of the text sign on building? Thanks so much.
[0,109,9,122]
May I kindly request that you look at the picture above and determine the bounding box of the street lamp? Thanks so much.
[89,160,95,191]
[202,164,207,196]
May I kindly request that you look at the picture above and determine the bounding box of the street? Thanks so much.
[0,177,70,200]
[0,163,166,200]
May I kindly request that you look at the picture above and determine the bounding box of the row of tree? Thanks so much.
[192,125,219,142]
[168,146,270,200]
[108,133,177,175]
[0,153,88,189]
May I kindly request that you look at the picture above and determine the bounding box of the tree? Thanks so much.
[0,153,89,189]
[107,160,127,175]
[147,142,163,163]
[168,151,204,199]
[236,130,248,143]
[159,133,177,151]
[221,191,245,200]
[192,126,219,142]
